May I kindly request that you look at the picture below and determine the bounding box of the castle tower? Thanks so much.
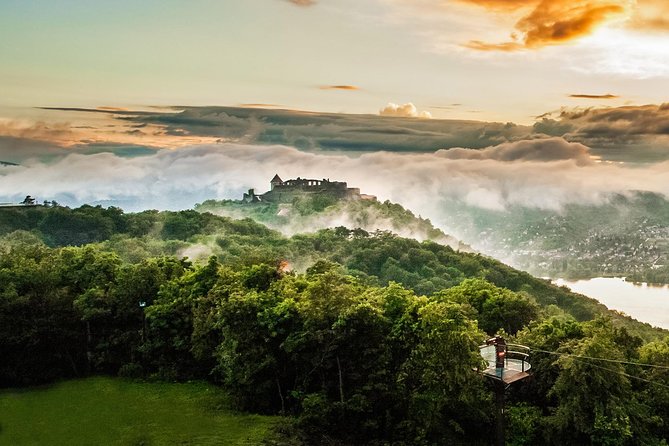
[270,174,283,191]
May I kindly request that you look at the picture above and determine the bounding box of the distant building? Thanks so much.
[21,195,36,205]
[0,195,43,209]
[243,174,376,203]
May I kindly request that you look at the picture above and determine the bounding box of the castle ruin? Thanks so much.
[243,174,376,204]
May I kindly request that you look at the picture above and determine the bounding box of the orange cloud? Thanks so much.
[0,114,218,149]
[628,0,669,31]
[569,94,619,99]
[0,120,76,143]
[461,0,631,51]
[319,85,360,91]
[522,2,625,47]
[458,0,533,10]
[465,41,524,52]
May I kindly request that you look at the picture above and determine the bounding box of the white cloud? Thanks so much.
[379,102,432,119]
[569,28,669,78]
[437,137,594,166]
[1,139,669,219]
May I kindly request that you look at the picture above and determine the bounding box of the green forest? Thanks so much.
[1,205,668,445]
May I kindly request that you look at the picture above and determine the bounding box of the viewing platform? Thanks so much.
[479,340,531,385]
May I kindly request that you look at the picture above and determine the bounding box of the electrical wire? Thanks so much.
[568,357,669,391]
[530,348,669,390]
[530,348,669,370]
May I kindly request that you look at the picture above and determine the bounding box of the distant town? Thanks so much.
[474,214,668,279]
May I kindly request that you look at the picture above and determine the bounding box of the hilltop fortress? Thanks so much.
[243,174,376,204]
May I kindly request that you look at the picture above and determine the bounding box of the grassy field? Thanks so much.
[0,377,277,445]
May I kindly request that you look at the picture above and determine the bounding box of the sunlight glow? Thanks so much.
[575,26,669,77]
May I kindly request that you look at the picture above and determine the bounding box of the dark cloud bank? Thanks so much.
[535,103,669,161]
[111,106,532,153]
[38,104,669,162]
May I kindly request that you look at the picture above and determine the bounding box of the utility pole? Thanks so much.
[494,380,507,446]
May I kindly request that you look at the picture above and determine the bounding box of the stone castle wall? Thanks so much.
[243,176,375,204]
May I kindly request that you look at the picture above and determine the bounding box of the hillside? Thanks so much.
[0,204,663,340]
[1,204,668,444]
[195,191,669,285]
[439,192,669,282]
[195,197,469,250]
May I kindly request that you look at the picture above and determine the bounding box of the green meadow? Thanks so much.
[0,377,277,446]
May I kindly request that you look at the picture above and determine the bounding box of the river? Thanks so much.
[554,277,669,329]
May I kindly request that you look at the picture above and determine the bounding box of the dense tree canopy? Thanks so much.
[0,205,667,445]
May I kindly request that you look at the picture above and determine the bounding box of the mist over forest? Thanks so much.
[3,0,669,442]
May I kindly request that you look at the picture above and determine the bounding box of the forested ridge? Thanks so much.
[195,197,466,250]
[1,205,668,445]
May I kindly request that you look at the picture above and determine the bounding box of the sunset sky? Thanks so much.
[2,0,669,217]
[2,0,669,123]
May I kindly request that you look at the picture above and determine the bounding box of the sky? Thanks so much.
[2,0,669,122]
[1,0,669,227]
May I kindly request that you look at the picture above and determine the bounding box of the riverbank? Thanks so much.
[554,277,669,329]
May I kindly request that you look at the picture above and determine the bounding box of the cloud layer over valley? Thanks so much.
[3,104,669,254]
[2,138,669,222]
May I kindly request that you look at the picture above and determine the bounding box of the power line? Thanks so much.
[531,348,669,371]
[530,348,669,391]
[568,357,669,391]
